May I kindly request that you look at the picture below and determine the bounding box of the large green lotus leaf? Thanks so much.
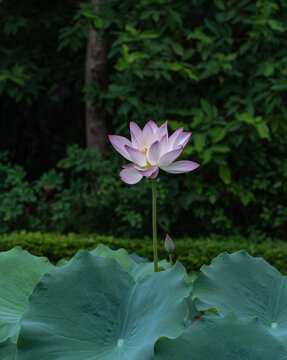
[184,273,201,326]
[56,245,137,270]
[129,252,148,263]
[155,314,287,360]
[0,247,53,343]
[185,296,200,327]
[130,260,171,281]
[91,244,170,281]
[193,250,287,345]
[57,245,169,282]
[17,251,189,360]
[90,244,136,272]
[0,340,16,360]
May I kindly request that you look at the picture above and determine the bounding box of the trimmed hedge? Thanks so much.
[0,231,287,274]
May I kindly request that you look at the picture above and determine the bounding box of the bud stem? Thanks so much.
[169,253,173,267]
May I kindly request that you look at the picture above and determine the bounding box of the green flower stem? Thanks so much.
[151,178,158,272]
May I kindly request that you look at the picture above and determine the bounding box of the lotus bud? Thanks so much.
[165,234,174,253]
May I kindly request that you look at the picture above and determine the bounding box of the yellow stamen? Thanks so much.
[141,146,152,168]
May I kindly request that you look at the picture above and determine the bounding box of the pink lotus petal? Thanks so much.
[134,166,158,177]
[146,120,158,134]
[122,163,134,169]
[125,145,147,167]
[168,127,184,151]
[148,168,159,179]
[130,122,142,139]
[159,146,183,167]
[108,135,132,161]
[130,122,142,148]
[158,134,168,157]
[120,167,143,184]
[142,122,156,147]
[147,140,161,165]
[161,160,200,174]
[130,130,140,148]
[173,132,191,149]
[156,121,168,141]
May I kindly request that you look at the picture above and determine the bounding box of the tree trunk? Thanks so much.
[85,0,108,154]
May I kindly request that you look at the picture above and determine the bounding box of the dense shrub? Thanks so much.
[0,146,154,236]
[0,144,286,239]
[1,231,287,274]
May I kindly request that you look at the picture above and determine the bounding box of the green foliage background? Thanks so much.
[0,0,287,238]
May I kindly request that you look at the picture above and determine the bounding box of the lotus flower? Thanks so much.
[108,120,199,184]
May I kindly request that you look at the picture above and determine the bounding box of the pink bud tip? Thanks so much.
[165,234,174,253]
